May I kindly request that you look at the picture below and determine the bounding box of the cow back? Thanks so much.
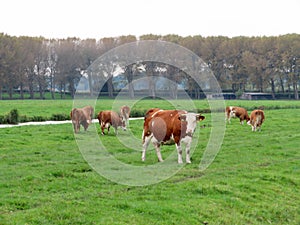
[98,110,123,126]
[250,109,265,124]
[147,110,187,142]
[71,108,84,121]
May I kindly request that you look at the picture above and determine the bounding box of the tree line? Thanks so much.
[0,33,299,99]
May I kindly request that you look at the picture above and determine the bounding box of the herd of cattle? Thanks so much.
[70,105,265,163]
[225,106,265,131]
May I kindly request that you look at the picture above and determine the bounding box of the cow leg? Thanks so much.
[225,115,230,124]
[185,140,192,164]
[82,121,88,131]
[228,114,232,124]
[72,122,76,133]
[141,133,152,161]
[76,122,80,133]
[114,126,118,135]
[257,125,262,132]
[101,124,105,135]
[175,143,183,164]
[154,143,163,162]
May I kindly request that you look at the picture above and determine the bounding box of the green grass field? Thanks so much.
[0,98,300,120]
[0,99,300,224]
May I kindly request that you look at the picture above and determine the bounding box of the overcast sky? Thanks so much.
[1,0,299,39]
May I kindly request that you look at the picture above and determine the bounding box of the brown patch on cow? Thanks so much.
[225,106,250,124]
[142,108,205,163]
[248,109,265,132]
[97,110,126,135]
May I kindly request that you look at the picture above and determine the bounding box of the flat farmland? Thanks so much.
[0,99,299,224]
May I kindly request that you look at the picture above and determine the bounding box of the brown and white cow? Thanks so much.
[97,110,126,135]
[142,108,205,164]
[225,106,250,124]
[71,105,94,133]
[120,105,130,125]
[247,109,265,132]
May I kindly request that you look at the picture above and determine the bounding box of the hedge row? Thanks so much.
[0,109,71,125]
[1,105,300,124]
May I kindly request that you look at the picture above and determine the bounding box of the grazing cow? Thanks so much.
[120,105,131,125]
[82,105,94,124]
[142,108,205,164]
[247,109,265,131]
[97,110,126,135]
[71,105,94,133]
[225,106,250,124]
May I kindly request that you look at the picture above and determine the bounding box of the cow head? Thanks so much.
[179,113,205,137]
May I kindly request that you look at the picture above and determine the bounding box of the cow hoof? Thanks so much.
[186,161,191,164]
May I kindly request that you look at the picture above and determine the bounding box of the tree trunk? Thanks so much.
[270,78,276,99]
[50,72,55,99]
[293,82,299,100]
[28,73,35,99]
[8,86,13,99]
[38,80,44,99]
[125,66,135,99]
[88,72,93,97]
[169,80,178,99]
[279,77,285,93]
[20,82,24,99]
[128,82,135,99]
[148,76,156,99]
[107,76,114,98]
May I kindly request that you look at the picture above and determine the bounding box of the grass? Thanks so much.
[1,98,299,121]
[0,100,300,224]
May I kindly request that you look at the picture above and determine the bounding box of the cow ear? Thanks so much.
[179,114,186,121]
[196,114,205,121]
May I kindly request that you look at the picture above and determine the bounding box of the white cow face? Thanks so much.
[180,113,205,136]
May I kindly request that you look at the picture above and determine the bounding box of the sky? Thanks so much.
[1,0,299,39]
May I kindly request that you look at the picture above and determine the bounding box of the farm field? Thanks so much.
[0,99,300,224]
[0,98,300,120]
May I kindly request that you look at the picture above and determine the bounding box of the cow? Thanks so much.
[225,106,250,124]
[82,105,94,124]
[97,110,126,135]
[142,108,205,164]
[120,105,131,125]
[247,109,265,131]
[70,105,94,133]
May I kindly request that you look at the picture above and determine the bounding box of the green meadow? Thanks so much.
[0,99,299,224]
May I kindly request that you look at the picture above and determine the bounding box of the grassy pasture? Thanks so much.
[0,100,300,224]
[0,98,300,120]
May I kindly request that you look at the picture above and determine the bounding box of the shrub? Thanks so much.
[7,109,19,124]
[130,109,148,117]
[19,115,30,123]
[50,113,70,121]
[31,116,46,122]
[0,115,5,124]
